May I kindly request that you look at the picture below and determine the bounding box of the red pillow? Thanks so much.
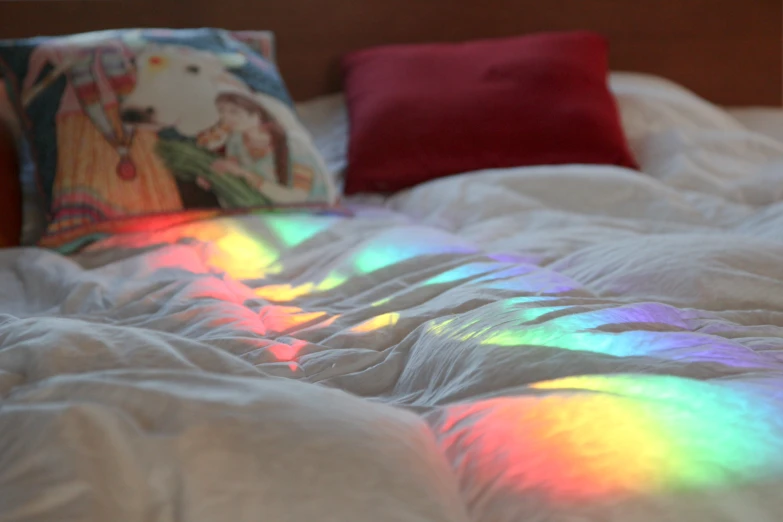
[341,31,638,194]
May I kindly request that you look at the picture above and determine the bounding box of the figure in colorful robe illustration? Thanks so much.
[20,34,184,233]
[18,31,332,232]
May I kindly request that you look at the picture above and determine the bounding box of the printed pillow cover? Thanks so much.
[232,31,276,63]
[0,28,336,251]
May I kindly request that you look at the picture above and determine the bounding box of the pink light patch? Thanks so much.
[268,339,308,362]
[259,305,327,334]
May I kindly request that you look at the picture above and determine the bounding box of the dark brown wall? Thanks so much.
[0,0,780,105]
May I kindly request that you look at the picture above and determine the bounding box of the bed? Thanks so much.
[1,1,783,521]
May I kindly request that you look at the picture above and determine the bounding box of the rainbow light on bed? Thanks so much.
[263,214,336,248]
[423,263,499,286]
[513,305,570,322]
[255,270,348,302]
[210,227,280,280]
[255,283,314,302]
[423,261,581,295]
[266,338,309,372]
[487,252,541,264]
[472,265,580,294]
[354,243,444,274]
[426,296,560,338]
[112,214,341,282]
[351,312,401,333]
[253,231,477,302]
[351,229,477,275]
[317,271,346,290]
[479,323,761,366]
[427,300,768,367]
[129,217,283,280]
[437,374,783,503]
[260,305,327,334]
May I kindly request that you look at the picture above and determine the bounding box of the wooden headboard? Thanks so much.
[0,0,780,105]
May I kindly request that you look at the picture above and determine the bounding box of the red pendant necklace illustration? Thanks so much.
[23,45,138,180]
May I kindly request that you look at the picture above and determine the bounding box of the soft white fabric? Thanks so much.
[295,92,349,183]
[3,73,783,521]
[729,107,783,143]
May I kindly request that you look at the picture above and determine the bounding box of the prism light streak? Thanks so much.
[254,271,348,302]
[350,228,477,276]
[423,263,500,286]
[353,242,469,275]
[263,214,336,248]
[267,338,309,371]
[351,312,401,333]
[209,227,280,280]
[427,301,766,366]
[479,323,760,366]
[437,374,783,503]
[259,305,327,334]
[256,234,475,302]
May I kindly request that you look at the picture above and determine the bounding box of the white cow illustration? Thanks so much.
[120,43,305,139]
[119,42,332,205]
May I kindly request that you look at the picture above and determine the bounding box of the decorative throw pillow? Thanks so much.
[232,31,276,63]
[0,28,336,251]
[341,31,639,194]
[0,109,20,247]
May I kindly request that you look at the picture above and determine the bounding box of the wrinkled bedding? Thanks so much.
[4,79,783,521]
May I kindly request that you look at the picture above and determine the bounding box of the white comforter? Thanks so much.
[3,75,783,522]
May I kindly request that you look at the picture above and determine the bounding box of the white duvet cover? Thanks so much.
[3,75,783,522]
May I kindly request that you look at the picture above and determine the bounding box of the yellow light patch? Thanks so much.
[352,312,400,333]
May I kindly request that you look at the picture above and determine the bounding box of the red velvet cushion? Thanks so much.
[0,118,20,248]
[341,31,638,194]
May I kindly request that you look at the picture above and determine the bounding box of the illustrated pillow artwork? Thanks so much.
[231,30,276,63]
[0,28,336,250]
